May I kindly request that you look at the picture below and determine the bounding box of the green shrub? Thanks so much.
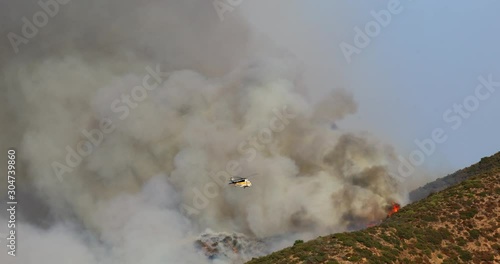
[468,229,480,239]
[457,237,467,246]
[293,240,304,246]
[459,250,472,262]
[460,208,478,219]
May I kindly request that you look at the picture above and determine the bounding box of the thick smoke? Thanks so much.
[0,1,404,263]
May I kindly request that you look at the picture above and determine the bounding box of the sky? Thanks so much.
[0,2,497,263]
[243,0,500,177]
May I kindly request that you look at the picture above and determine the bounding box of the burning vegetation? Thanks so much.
[387,202,401,217]
[247,152,500,263]
[357,202,402,229]
[195,202,404,262]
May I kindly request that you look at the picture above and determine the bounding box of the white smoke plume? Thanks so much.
[0,1,405,263]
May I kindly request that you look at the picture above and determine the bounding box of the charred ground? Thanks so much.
[246,152,500,264]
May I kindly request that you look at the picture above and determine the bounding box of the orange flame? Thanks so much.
[387,202,400,217]
[363,202,401,229]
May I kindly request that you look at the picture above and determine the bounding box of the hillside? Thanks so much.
[246,152,500,264]
[409,152,500,202]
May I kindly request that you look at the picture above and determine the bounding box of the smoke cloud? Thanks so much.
[0,1,405,263]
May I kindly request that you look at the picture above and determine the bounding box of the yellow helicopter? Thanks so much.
[228,177,252,189]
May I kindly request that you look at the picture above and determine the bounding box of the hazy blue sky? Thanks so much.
[244,0,500,176]
[329,0,500,172]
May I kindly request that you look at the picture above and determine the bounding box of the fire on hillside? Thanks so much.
[365,202,401,228]
[387,202,401,217]
[195,203,402,262]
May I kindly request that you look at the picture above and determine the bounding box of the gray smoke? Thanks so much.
[0,1,405,263]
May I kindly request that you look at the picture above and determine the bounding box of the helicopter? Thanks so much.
[228,177,252,188]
